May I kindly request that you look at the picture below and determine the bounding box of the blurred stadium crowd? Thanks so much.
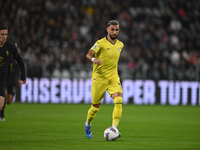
[1,0,200,81]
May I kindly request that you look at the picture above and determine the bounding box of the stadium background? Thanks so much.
[1,0,200,105]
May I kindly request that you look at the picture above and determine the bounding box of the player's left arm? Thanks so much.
[15,62,22,87]
[11,43,26,84]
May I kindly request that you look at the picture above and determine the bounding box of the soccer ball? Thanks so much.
[104,127,119,141]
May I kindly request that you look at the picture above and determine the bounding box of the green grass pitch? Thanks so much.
[0,103,200,150]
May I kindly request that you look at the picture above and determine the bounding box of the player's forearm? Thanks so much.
[86,50,95,60]
[86,53,93,60]
[18,62,26,80]
[15,58,26,80]
[13,53,26,80]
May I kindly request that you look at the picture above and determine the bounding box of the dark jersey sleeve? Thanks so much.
[8,41,26,80]
[6,57,20,85]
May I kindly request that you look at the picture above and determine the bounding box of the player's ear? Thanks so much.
[106,26,109,32]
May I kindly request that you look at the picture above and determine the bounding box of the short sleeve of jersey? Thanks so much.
[7,41,19,56]
[89,40,101,53]
[122,43,124,50]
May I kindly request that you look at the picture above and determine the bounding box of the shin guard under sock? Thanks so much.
[112,96,123,127]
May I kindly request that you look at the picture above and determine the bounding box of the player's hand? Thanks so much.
[21,79,26,85]
[92,59,102,65]
[18,79,22,87]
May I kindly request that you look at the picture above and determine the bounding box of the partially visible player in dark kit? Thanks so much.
[0,54,22,121]
[0,25,26,121]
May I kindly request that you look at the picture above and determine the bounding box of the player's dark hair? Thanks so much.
[107,20,120,27]
[0,25,8,31]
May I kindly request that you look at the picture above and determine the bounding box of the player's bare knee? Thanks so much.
[92,102,101,108]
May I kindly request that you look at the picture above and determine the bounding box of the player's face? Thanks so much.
[107,25,120,40]
[0,29,8,44]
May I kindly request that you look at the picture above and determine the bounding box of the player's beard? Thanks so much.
[109,34,117,40]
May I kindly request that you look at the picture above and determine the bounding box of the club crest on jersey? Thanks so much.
[93,44,98,49]
[6,51,9,55]
[118,48,121,52]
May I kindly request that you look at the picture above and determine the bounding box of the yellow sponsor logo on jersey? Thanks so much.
[0,56,3,62]
[0,56,5,66]
[6,51,9,55]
